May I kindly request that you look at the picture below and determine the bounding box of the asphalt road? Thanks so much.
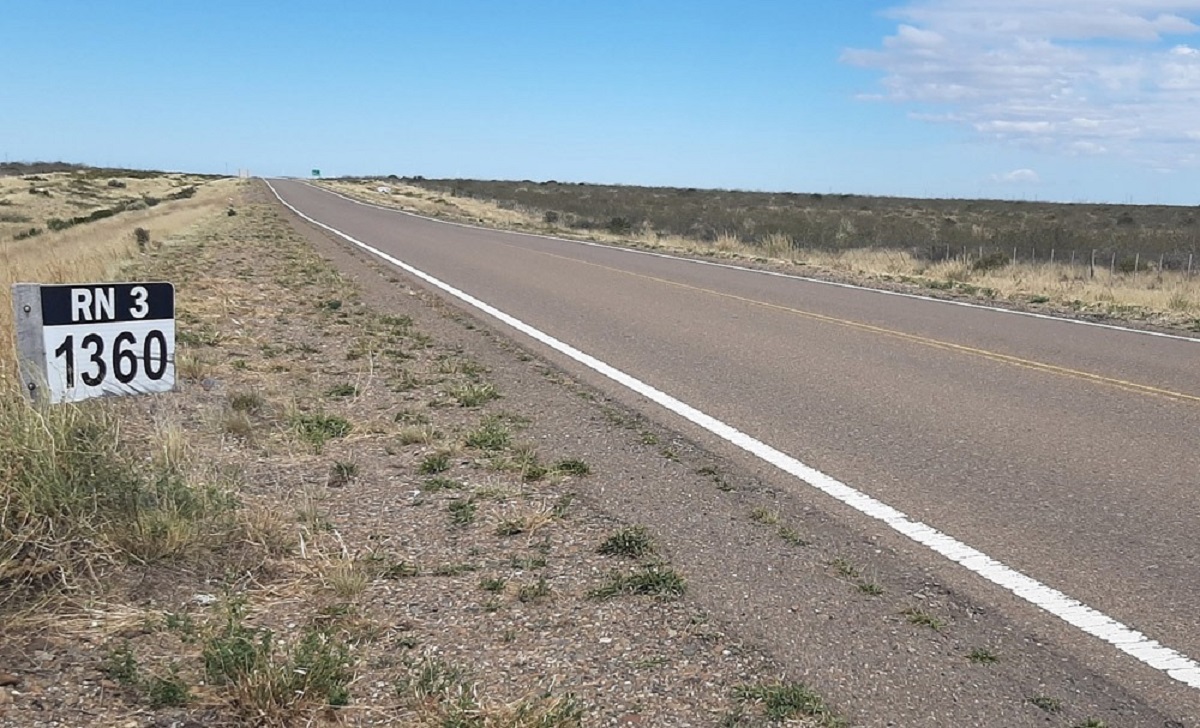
[268,178,1200,720]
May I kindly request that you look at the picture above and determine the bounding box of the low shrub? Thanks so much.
[972,251,1010,272]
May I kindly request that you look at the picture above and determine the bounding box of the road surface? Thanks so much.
[267,178,1200,722]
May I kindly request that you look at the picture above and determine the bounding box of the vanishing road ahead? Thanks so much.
[268,179,1200,722]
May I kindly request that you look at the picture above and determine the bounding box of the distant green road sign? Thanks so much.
[311,169,321,177]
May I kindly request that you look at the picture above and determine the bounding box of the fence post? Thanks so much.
[1159,253,1164,273]
[1134,252,1140,275]
[1070,250,1076,266]
[1110,251,1116,277]
[1050,248,1055,264]
[1013,247,1018,265]
[1090,249,1096,279]
[1189,253,1194,279]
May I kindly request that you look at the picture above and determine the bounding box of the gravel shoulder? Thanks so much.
[0,181,1184,727]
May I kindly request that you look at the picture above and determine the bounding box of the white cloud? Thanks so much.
[843,1,1200,168]
[976,120,1055,134]
[885,24,947,50]
[992,168,1041,183]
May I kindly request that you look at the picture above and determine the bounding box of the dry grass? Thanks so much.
[0,386,243,603]
[0,172,200,231]
[321,179,534,228]
[793,247,1200,322]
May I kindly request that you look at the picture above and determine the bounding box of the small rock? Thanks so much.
[0,689,10,706]
[192,593,218,606]
[0,674,18,687]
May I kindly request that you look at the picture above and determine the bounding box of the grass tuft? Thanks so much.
[901,607,944,630]
[397,424,439,445]
[146,665,191,707]
[496,519,528,537]
[0,392,240,602]
[291,412,352,451]
[776,526,809,546]
[447,498,477,527]
[447,381,500,407]
[479,577,506,593]
[967,647,998,664]
[829,558,860,579]
[554,458,591,476]
[229,390,265,413]
[517,576,552,603]
[749,507,779,525]
[588,566,685,601]
[1027,695,1063,713]
[731,681,842,726]
[597,526,654,559]
[419,450,453,474]
[465,416,511,451]
[396,656,584,726]
[329,460,358,486]
[422,477,462,492]
[202,598,354,719]
[102,642,141,686]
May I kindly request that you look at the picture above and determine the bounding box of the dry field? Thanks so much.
[317,178,1200,332]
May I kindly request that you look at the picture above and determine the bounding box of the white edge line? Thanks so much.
[289,178,1200,346]
[265,179,1200,691]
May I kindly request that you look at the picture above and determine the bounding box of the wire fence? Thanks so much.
[824,243,1199,281]
[924,244,1194,275]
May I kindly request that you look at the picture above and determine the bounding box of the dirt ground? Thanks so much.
[0,181,1181,727]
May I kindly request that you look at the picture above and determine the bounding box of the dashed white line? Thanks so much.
[266,179,1200,691]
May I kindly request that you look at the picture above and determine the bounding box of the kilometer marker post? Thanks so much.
[11,282,176,404]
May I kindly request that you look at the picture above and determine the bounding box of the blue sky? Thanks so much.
[4,1,1200,204]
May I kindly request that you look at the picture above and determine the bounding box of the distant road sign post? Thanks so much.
[11,282,176,404]
[311,169,321,178]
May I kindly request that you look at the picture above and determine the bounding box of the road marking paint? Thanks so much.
[301,180,1200,346]
[267,179,1200,691]
[506,247,1200,405]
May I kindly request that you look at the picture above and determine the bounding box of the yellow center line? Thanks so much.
[510,243,1200,405]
